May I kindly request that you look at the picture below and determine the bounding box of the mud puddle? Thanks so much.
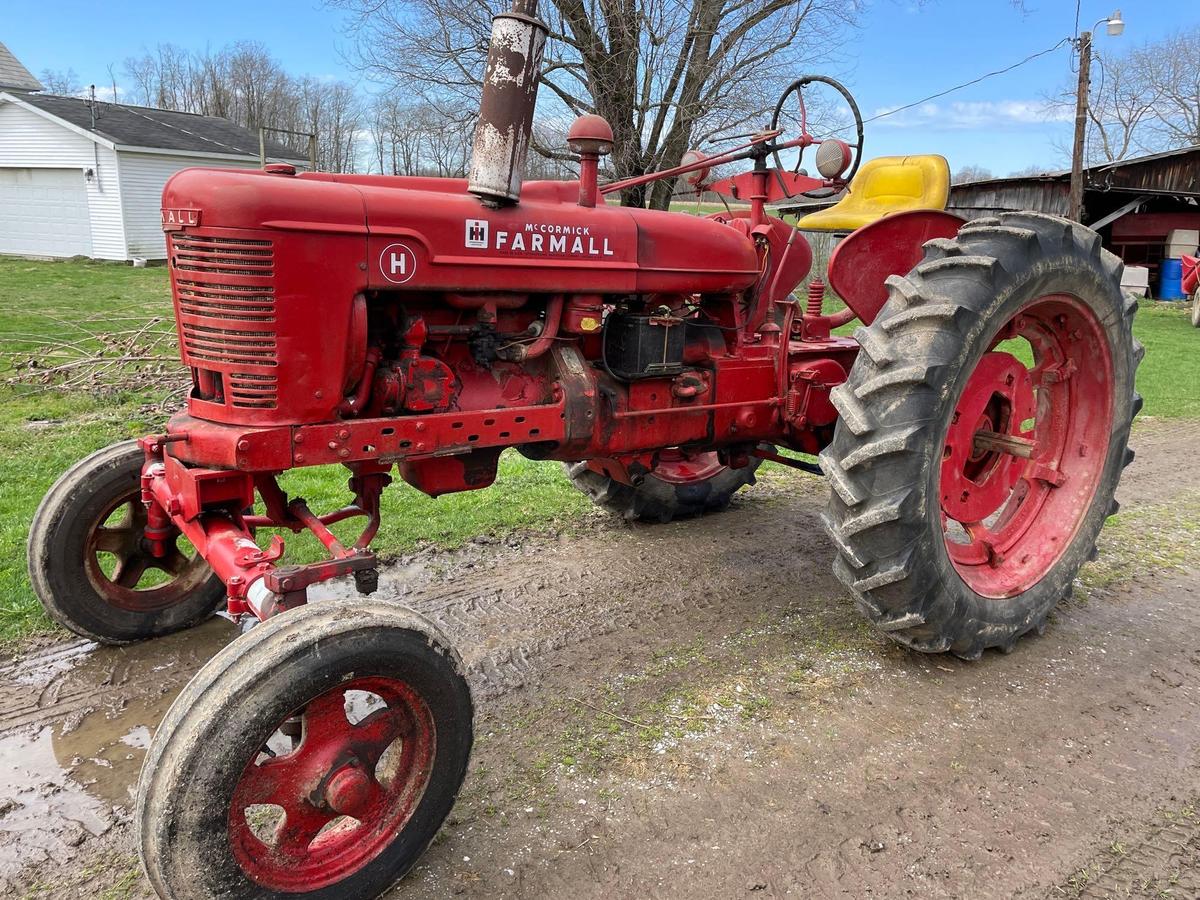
[1,417,1197,897]
[0,620,237,885]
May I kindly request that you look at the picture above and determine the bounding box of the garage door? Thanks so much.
[0,168,92,257]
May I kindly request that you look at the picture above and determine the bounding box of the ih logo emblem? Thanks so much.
[379,243,417,284]
[465,219,488,249]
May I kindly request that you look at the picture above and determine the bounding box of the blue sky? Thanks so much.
[3,0,1194,175]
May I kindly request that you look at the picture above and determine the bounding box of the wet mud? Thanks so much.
[2,417,1199,898]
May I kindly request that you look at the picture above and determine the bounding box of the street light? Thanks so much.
[1070,10,1125,222]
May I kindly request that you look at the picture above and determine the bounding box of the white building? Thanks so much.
[0,42,305,261]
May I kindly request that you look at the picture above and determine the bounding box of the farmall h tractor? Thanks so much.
[28,3,1139,897]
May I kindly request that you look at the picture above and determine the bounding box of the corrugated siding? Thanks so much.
[118,152,260,259]
[0,101,126,259]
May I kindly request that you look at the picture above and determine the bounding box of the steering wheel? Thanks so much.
[769,75,864,199]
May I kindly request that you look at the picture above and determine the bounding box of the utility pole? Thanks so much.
[1069,30,1092,223]
[1067,11,1124,223]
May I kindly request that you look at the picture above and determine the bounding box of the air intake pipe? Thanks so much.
[467,0,548,206]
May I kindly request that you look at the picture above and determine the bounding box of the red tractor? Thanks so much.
[28,3,1139,897]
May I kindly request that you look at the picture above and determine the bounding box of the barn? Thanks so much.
[0,44,305,262]
[948,146,1200,293]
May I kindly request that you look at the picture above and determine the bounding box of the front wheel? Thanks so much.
[1190,289,1200,327]
[137,599,473,900]
[822,212,1141,659]
[28,440,226,644]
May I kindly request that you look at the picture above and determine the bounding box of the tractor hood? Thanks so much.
[162,168,760,296]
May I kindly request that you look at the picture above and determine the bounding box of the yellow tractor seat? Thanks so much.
[795,155,950,232]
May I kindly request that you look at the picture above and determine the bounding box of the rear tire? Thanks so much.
[822,212,1140,658]
[566,451,761,523]
[138,599,473,900]
[28,440,226,644]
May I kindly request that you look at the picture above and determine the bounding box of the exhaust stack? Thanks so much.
[467,0,547,206]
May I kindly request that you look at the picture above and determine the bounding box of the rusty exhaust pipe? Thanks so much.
[468,0,547,207]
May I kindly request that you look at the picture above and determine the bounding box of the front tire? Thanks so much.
[28,440,226,644]
[137,599,473,900]
[822,213,1141,659]
[1190,288,1199,327]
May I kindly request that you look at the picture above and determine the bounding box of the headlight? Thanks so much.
[815,139,852,179]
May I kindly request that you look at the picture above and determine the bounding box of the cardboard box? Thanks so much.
[1166,228,1199,259]
[1120,265,1149,297]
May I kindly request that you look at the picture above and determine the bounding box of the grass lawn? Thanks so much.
[1,257,1197,642]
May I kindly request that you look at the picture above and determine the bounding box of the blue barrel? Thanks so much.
[1159,258,1185,300]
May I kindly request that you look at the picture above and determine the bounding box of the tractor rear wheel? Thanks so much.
[565,450,761,523]
[138,599,473,900]
[822,212,1140,659]
[28,440,226,644]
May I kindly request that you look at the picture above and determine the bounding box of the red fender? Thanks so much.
[827,210,966,325]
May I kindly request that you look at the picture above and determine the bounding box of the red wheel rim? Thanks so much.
[84,493,214,612]
[229,675,436,891]
[652,449,726,484]
[939,294,1114,598]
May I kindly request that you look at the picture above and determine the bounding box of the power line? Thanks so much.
[864,38,1070,128]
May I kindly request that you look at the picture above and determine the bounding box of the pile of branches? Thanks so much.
[3,310,189,404]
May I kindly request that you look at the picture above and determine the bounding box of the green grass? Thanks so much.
[1133,303,1200,417]
[1,257,1198,642]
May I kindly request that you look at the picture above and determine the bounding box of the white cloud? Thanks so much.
[871,99,1071,130]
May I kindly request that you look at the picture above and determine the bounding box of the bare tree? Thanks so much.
[952,165,993,185]
[334,0,861,208]
[38,68,81,95]
[1047,26,1198,165]
[122,44,363,172]
[1007,163,1053,177]
[1138,27,1200,149]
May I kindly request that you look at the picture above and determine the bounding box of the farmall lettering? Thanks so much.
[464,218,614,257]
[160,207,200,231]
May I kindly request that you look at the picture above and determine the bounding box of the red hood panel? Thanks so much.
[164,169,759,296]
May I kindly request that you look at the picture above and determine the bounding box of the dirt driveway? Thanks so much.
[3,419,1200,899]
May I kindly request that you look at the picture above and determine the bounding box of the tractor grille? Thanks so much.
[170,234,279,409]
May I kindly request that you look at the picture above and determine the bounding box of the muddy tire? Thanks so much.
[822,212,1140,659]
[138,599,473,900]
[28,440,226,644]
[565,451,761,523]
